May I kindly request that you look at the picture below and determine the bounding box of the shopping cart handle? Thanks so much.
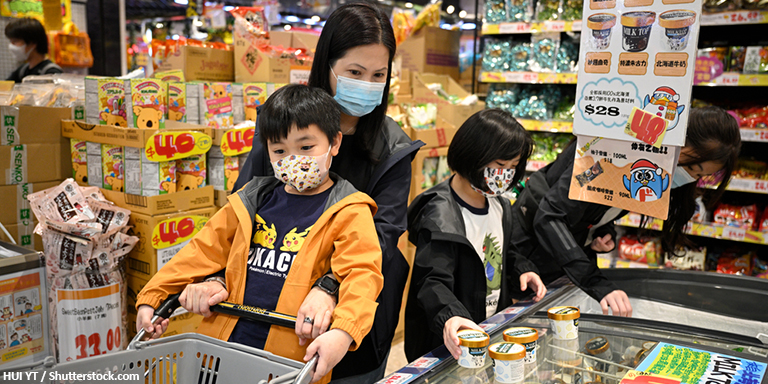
[212,301,297,329]
[155,293,182,318]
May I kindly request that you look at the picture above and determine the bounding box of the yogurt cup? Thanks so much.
[587,13,617,50]
[621,11,656,52]
[658,10,696,51]
[548,306,580,340]
[457,330,490,369]
[489,342,526,383]
[503,327,539,363]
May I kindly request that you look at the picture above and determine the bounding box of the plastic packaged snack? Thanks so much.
[716,251,753,275]
[536,0,561,21]
[714,203,758,230]
[27,179,96,224]
[406,104,438,129]
[422,157,439,190]
[128,79,166,129]
[760,206,768,232]
[508,0,535,22]
[177,155,207,190]
[531,33,560,73]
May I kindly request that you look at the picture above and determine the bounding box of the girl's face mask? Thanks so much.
[331,67,386,117]
[471,167,516,197]
[270,145,333,193]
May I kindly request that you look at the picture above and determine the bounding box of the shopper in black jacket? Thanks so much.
[511,106,741,317]
[405,110,546,362]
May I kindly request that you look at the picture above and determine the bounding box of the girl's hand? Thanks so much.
[179,281,229,318]
[590,234,615,253]
[303,329,353,383]
[136,305,169,340]
[442,317,484,360]
[600,290,633,317]
[520,272,547,302]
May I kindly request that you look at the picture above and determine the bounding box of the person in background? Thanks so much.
[5,17,62,83]
[511,106,741,317]
[405,109,546,362]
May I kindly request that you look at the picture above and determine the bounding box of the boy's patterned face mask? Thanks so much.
[270,146,332,192]
[471,167,516,197]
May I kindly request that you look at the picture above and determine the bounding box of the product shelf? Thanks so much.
[481,20,582,35]
[700,10,768,26]
[740,128,768,142]
[701,177,768,194]
[694,73,768,86]
[518,119,574,133]
[479,71,578,84]
[615,213,768,245]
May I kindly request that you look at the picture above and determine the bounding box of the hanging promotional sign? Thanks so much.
[573,0,703,146]
[568,135,679,219]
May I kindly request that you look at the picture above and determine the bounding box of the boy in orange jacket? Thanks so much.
[136,85,384,383]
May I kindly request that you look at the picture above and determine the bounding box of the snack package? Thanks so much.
[760,206,768,232]
[101,144,124,192]
[703,0,740,12]
[412,2,441,35]
[70,139,88,185]
[90,200,131,235]
[535,0,561,21]
[208,147,240,191]
[691,196,708,223]
[86,142,103,188]
[201,82,234,129]
[714,203,758,230]
[421,157,439,190]
[665,247,706,270]
[177,155,207,191]
[93,78,127,127]
[734,159,767,179]
[483,38,514,73]
[716,250,753,275]
[232,83,244,125]
[127,79,166,129]
[153,69,185,83]
[406,103,438,129]
[752,255,768,279]
[742,46,768,74]
[618,235,660,265]
[729,46,747,73]
[392,8,416,46]
[531,33,560,73]
[27,179,96,224]
[243,83,268,122]
[436,156,452,185]
[166,82,187,122]
[124,147,177,196]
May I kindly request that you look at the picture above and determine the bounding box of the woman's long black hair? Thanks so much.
[308,1,396,163]
[659,106,741,255]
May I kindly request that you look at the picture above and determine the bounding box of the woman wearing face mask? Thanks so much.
[193,2,423,382]
[5,18,63,83]
[510,106,741,317]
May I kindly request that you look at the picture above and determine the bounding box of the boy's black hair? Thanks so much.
[447,109,533,192]
[5,17,49,55]
[258,84,341,148]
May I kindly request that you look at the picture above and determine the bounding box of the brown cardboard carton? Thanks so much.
[412,73,485,128]
[1,106,72,146]
[156,46,234,82]
[0,222,41,252]
[126,206,218,279]
[234,30,317,84]
[0,143,68,185]
[410,117,458,149]
[214,189,230,208]
[100,185,214,216]
[397,27,461,81]
[61,120,210,148]
[0,182,61,225]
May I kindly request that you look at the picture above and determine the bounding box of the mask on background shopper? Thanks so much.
[331,67,386,117]
[271,146,333,192]
[9,44,30,62]
[671,166,697,189]
[471,168,516,197]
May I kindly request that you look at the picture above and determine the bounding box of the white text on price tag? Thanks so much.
[57,284,123,362]
[722,226,746,242]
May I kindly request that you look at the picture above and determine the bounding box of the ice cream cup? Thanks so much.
[503,327,539,363]
[489,342,527,383]
[457,329,490,369]
[548,306,580,340]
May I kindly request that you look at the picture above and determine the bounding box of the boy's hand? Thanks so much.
[179,281,229,318]
[443,317,484,360]
[136,305,169,340]
[296,287,336,345]
[590,234,615,253]
[519,272,547,302]
[600,290,633,317]
[303,329,353,383]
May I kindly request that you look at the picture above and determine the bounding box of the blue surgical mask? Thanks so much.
[671,166,696,189]
[331,67,386,117]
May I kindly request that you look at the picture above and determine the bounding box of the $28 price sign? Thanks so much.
[584,104,620,117]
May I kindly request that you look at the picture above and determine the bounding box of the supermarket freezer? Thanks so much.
[382,270,768,384]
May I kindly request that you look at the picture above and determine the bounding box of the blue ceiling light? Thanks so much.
[284,15,300,23]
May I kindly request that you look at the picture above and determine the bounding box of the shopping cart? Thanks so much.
[0,294,317,384]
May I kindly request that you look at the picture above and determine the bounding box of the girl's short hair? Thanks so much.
[258,84,341,148]
[308,2,396,163]
[447,109,533,191]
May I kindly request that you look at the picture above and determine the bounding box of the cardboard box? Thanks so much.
[0,143,69,186]
[0,222,40,252]
[410,117,458,149]
[127,206,218,279]
[126,274,204,339]
[157,46,234,82]
[412,73,485,128]
[1,106,73,146]
[234,30,316,84]
[61,120,210,148]
[397,27,461,81]
[0,182,61,225]
[214,189,230,208]
[411,146,450,198]
[100,185,214,216]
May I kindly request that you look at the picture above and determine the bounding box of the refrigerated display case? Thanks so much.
[382,270,768,384]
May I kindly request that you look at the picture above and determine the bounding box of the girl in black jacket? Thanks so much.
[510,106,741,318]
[405,109,546,362]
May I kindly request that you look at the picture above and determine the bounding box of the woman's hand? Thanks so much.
[600,290,633,317]
[296,286,337,346]
[179,281,229,318]
[443,316,484,360]
[519,272,547,302]
[303,329,353,383]
[590,234,615,253]
[136,305,169,340]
